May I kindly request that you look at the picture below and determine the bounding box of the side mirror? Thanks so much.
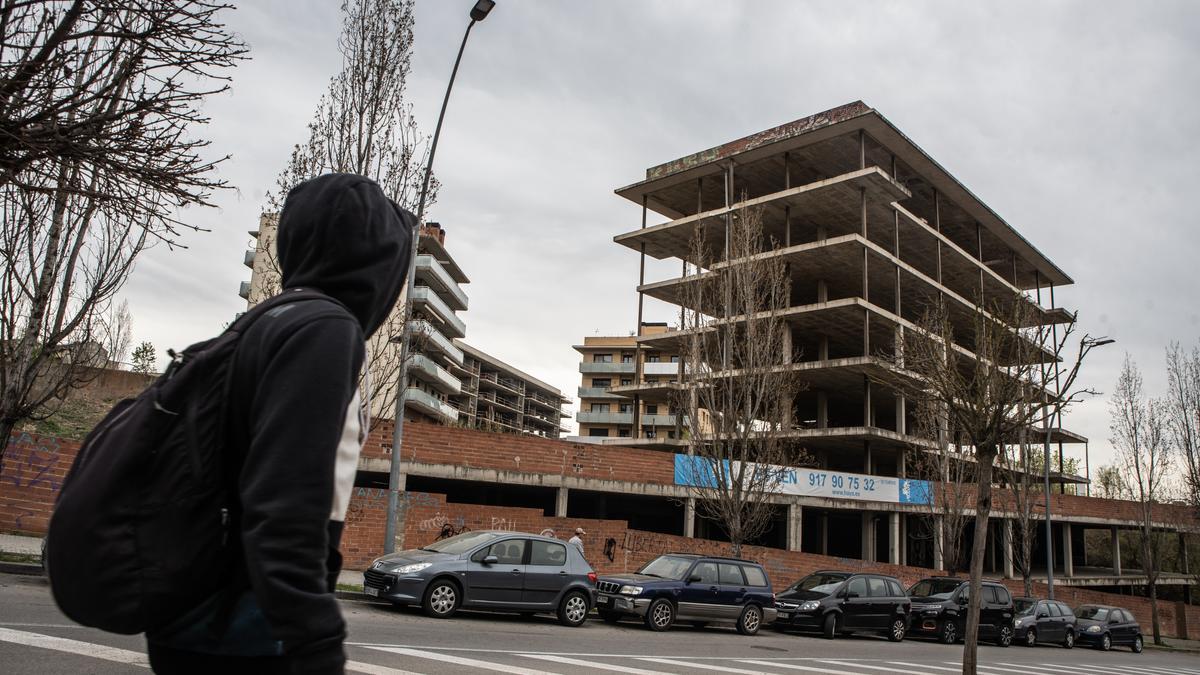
[482,555,498,565]
[1109,618,1121,625]
[687,574,703,583]
[1037,612,1048,619]
[844,591,859,599]
[958,597,968,606]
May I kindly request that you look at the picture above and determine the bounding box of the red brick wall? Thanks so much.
[0,432,79,535]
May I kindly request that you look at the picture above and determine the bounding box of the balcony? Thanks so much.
[408,319,464,366]
[403,387,458,424]
[577,411,634,425]
[242,249,256,268]
[414,255,469,311]
[238,280,250,300]
[578,386,625,400]
[641,414,683,427]
[642,361,680,375]
[411,286,466,338]
[580,362,636,374]
[409,354,461,395]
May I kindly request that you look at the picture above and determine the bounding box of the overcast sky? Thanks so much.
[119,0,1200,477]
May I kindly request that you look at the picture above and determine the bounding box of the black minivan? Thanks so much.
[775,570,911,641]
[907,576,1014,646]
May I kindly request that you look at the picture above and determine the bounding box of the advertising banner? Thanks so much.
[674,454,932,506]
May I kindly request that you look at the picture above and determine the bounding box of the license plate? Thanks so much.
[364,586,379,597]
[597,595,610,605]
[778,611,791,618]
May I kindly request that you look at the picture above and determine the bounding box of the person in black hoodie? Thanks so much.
[146,173,413,674]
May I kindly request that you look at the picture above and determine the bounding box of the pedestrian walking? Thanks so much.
[143,174,414,673]
[568,527,586,556]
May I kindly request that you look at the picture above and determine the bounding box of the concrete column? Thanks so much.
[897,450,907,479]
[1112,526,1122,576]
[863,376,873,427]
[863,443,873,474]
[821,513,829,555]
[788,503,803,552]
[862,512,874,561]
[934,516,945,571]
[900,515,908,566]
[1063,522,1074,578]
[817,392,828,429]
[895,396,907,436]
[684,498,696,538]
[555,487,569,518]
[1002,519,1015,579]
[889,512,900,564]
[818,335,830,360]
[817,279,829,303]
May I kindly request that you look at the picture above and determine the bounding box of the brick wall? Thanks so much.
[0,432,79,535]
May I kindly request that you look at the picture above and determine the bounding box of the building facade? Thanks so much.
[573,323,684,441]
[452,341,570,438]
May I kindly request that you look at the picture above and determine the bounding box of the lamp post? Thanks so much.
[1043,336,1113,598]
[384,0,495,554]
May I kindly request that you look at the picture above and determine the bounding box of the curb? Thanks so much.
[336,590,380,602]
[0,561,45,577]
[1145,642,1200,654]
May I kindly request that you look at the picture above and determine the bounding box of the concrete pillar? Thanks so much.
[821,513,829,555]
[1063,522,1074,578]
[898,450,907,479]
[889,512,900,564]
[684,497,696,538]
[1002,519,1015,579]
[863,443,873,474]
[555,487,569,518]
[817,279,829,303]
[788,503,803,552]
[863,377,873,427]
[900,515,908,566]
[934,516,945,571]
[895,396,906,435]
[1112,526,1122,576]
[861,512,874,561]
[817,392,828,429]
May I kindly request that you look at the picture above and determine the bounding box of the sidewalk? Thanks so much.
[0,533,42,557]
[1145,636,1200,654]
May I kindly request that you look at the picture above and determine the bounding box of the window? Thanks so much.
[643,428,656,439]
[618,428,630,438]
[994,586,1011,605]
[1054,602,1071,617]
[593,353,613,363]
[646,404,658,415]
[472,539,526,565]
[719,563,745,585]
[530,540,567,566]
[618,403,633,413]
[670,355,680,362]
[742,566,768,587]
[647,353,661,363]
[691,562,719,584]
[983,586,1000,604]
[592,378,611,388]
[620,378,633,386]
[590,403,610,413]
[587,428,609,437]
[621,353,633,363]
[1121,610,1135,624]
[867,577,889,598]
[887,579,905,597]
[667,430,676,439]
[846,577,868,597]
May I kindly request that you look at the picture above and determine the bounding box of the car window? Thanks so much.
[432,531,502,555]
[742,566,768,587]
[1046,602,1061,617]
[908,578,962,599]
[719,563,745,585]
[956,586,969,603]
[846,577,868,597]
[982,587,998,604]
[790,573,849,592]
[691,562,719,584]
[1075,606,1109,621]
[476,539,525,565]
[529,540,567,566]
[638,555,696,581]
[1120,610,1134,624]
[887,579,904,597]
[1055,602,1072,617]
[867,577,889,598]
[994,586,1012,605]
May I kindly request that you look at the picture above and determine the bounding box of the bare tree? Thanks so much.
[0,2,244,458]
[1166,341,1200,509]
[673,204,805,556]
[888,294,1104,675]
[252,0,431,423]
[997,430,1041,597]
[1110,355,1172,646]
[906,402,971,574]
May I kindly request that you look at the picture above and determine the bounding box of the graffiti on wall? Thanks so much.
[2,433,63,492]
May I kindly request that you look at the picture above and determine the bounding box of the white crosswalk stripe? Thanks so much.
[346,660,425,675]
[947,661,1051,674]
[523,653,674,673]
[1112,666,1200,675]
[885,661,962,673]
[992,662,1075,674]
[638,657,766,674]
[365,646,559,674]
[0,627,149,668]
[1039,662,1134,675]
[738,660,865,674]
[816,659,929,675]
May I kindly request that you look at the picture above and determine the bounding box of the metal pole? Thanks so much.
[1044,417,1055,599]
[385,17,478,554]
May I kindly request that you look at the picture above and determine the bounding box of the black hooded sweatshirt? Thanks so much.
[152,174,411,671]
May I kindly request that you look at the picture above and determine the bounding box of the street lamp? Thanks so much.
[1043,336,1114,598]
[384,0,495,554]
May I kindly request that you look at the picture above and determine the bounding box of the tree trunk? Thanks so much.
[0,417,15,463]
[1143,518,1163,645]
[963,455,995,675]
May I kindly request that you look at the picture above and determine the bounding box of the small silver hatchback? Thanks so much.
[363,530,598,627]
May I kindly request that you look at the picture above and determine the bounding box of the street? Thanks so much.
[1,574,1196,674]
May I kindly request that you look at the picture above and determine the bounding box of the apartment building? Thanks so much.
[452,341,570,438]
[573,323,685,441]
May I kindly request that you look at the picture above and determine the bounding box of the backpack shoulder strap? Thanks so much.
[228,288,349,337]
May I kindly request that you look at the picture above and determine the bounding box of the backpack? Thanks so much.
[46,288,333,634]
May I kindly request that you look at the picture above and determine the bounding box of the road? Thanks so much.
[1,573,1197,674]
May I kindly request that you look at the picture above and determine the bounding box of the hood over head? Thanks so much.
[277,173,414,336]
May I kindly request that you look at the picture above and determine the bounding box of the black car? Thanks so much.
[1074,604,1144,652]
[1013,598,1077,648]
[774,570,911,642]
[595,554,777,634]
[907,576,1014,647]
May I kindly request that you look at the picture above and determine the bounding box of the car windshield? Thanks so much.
[908,578,962,599]
[1075,606,1110,621]
[788,573,848,592]
[638,555,695,580]
[808,582,842,596]
[421,531,501,555]
[1015,599,1037,616]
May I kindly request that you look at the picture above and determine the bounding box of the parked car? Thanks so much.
[774,570,911,641]
[1073,604,1144,652]
[594,553,777,634]
[1014,598,1077,648]
[907,576,1015,647]
[362,530,597,627]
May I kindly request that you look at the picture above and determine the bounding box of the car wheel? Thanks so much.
[1099,633,1112,651]
[737,605,762,636]
[887,616,906,642]
[822,613,837,640]
[422,579,460,619]
[1063,630,1075,649]
[996,624,1013,647]
[599,610,622,624]
[644,598,674,632]
[557,590,589,627]
[690,621,709,629]
[940,619,958,644]
[1132,635,1143,653]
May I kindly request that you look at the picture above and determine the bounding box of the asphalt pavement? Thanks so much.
[2,572,1198,674]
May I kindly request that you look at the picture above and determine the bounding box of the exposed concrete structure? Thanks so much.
[451,340,570,438]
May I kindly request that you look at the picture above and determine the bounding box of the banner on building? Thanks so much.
[673,454,933,506]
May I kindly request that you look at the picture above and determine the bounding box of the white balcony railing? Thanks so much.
[415,255,469,311]
[404,387,458,424]
[408,319,464,366]
[411,286,466,338]
[409,354,462,395]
